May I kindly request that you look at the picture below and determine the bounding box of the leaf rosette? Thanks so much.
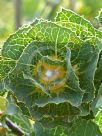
[0,8,102,129]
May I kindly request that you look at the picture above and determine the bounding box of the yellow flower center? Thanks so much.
[33,57,66,94]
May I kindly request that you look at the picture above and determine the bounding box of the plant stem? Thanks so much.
[5,117,24,136]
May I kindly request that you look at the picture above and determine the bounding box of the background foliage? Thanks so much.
[1,0,102,46]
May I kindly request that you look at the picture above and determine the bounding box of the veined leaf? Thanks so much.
[1,20,81,60]
[3,41,83,122]
[0,96,7,116]
[95,111,102,132]
[34,119,102,136]
[96,8,102,25]
[0,55,15,90]
[55,8,96,41]
[1,20,81,89]
[55,8,102,41]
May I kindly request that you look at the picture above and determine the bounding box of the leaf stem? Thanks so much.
[5,117,24,136]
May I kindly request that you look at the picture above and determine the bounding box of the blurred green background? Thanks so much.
[0,0,102,46]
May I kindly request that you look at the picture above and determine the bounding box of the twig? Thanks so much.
[5,117,24,136]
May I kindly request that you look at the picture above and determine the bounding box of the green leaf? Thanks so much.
[66,119,102,136]
[7,112,34,135]
[0,56,15,90]
[0,96,7,115]
[78,42,102,102]
[96,96,102,108]
[2,25,32,60]
[1,20,81,60]
[34,119,102,136]
[96,8,102,25]
[95,54,102,89]
[55,8,102,41]
[1,20,81,90]
[55,8,96,41]
[95,111,102,132]
[3,41,84,122]
[95,84,102,108]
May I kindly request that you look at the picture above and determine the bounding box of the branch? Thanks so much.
[5,117,24,136]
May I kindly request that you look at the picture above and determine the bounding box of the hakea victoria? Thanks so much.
[0,8,102,135]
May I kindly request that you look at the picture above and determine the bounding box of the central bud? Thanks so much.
[45,70,56,79]
[33,56,66,93]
